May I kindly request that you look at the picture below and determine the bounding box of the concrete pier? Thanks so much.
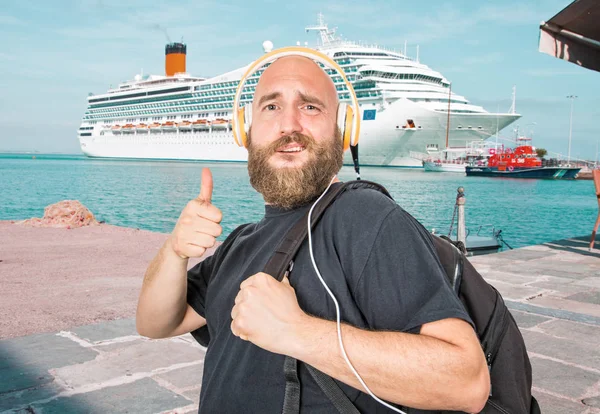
[1,222,599,413]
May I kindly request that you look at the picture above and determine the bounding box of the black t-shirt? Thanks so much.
[187,187,472,413]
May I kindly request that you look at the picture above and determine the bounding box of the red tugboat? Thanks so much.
[466,137,580,179]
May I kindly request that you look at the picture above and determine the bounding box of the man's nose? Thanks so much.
[279,106,302,136]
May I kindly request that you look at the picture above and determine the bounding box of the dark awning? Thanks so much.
[539,0,600,72]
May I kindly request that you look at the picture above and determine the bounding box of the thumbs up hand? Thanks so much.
[170,168,223,260]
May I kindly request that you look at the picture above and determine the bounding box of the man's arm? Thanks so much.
[136,238,207,338]
[136,168,221,339]
[230,273,489,413]
[291,314,489,413]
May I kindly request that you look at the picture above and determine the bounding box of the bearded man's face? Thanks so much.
[245,55,345,209]
[247,127,343,210]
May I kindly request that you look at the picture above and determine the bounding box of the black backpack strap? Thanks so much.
[264,180,390,281]
[268,180,391,414]
[281,356,301,414]
[307,364,361,414]
[281,357,361,414]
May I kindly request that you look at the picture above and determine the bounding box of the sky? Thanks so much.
[1,0,599,161]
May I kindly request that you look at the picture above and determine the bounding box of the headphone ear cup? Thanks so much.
[244,105,252,133]
[242,104,252,147]
[234,107,246,147]
[337,103,353,151]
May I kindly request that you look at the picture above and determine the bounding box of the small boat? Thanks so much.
[177,120,192,130]
[136,123,149,132]
[149,122,162,132]
[211,118,229,128]
[192,119,210,129]
[111,125,122,134]
[466,137,580,179]
[423,141,493,173]
[122,123,135,134]
[161,121,177,131]
[449,227,503,255]
[436,187,507,256]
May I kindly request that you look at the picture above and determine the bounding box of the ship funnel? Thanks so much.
[165,42,186,76]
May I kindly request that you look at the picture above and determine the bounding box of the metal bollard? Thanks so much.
[456,187,466,246]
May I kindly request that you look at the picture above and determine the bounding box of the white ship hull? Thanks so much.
[80,98,518,168]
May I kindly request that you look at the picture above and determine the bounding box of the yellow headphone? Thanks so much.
[232,46,361,151]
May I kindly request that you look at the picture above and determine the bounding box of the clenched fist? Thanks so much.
[170,168,223,259]
[230,273,309,355]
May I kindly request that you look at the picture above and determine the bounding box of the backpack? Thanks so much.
[261,180,540,414]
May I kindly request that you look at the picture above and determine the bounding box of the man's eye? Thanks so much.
[265,104,277,111]
[305,105,319,111]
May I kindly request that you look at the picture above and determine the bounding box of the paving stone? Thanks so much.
[182,387,201,408]
[583,395,600,408]
[575,278,600,289]
[94,338,146,353]
[510,310,553,329]
[481,270,542,286]
[53,339,204,389]
[0,381,63,411]
[0,365,55,397]
[538,320,600,346]
[522,330,600,368]
[526,281,591,297]
[481,280,547,301]
[567,290,600,306]
[527,296,600,318]
[154,362,204,390]
[530,357,600,399]
[0,333,97,394]
[27,377,191,414]
[506,300,600,326]
[497,261,592,279]
[71,318,137,343]
[533,390,589,414]
[494,249,556,262]
[530,262,597,276]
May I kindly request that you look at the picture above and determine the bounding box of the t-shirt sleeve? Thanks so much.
[352,206,472,333]
[186,223,252,319]
[187,253,216,318]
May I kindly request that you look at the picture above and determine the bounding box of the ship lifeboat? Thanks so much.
[161,121,177,132]
[149,122,162,133]
[111,125,122,134]
[212,118,229,129]
[122,123,135,134]
[192,119,210,130]
[177,120,192,130]
[136,123,149,132]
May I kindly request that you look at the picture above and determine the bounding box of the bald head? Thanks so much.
[253,55,339,113]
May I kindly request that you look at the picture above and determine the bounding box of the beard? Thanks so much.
[247,127,344,210]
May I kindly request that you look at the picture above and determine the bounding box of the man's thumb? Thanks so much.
[198,168,213,203]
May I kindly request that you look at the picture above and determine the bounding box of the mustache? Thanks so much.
[263,133,316,154]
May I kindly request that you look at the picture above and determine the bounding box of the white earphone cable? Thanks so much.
[305,177,406,414]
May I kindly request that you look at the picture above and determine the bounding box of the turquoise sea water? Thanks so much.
[1,153,597,249]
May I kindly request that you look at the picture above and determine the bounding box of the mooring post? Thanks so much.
[457,187,466,246]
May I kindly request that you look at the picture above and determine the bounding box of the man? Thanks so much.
[136,55,490,413]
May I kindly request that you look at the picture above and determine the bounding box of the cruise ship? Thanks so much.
[78,15,520,167]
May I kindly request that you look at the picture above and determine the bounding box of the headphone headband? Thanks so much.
[232,46,360,148]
